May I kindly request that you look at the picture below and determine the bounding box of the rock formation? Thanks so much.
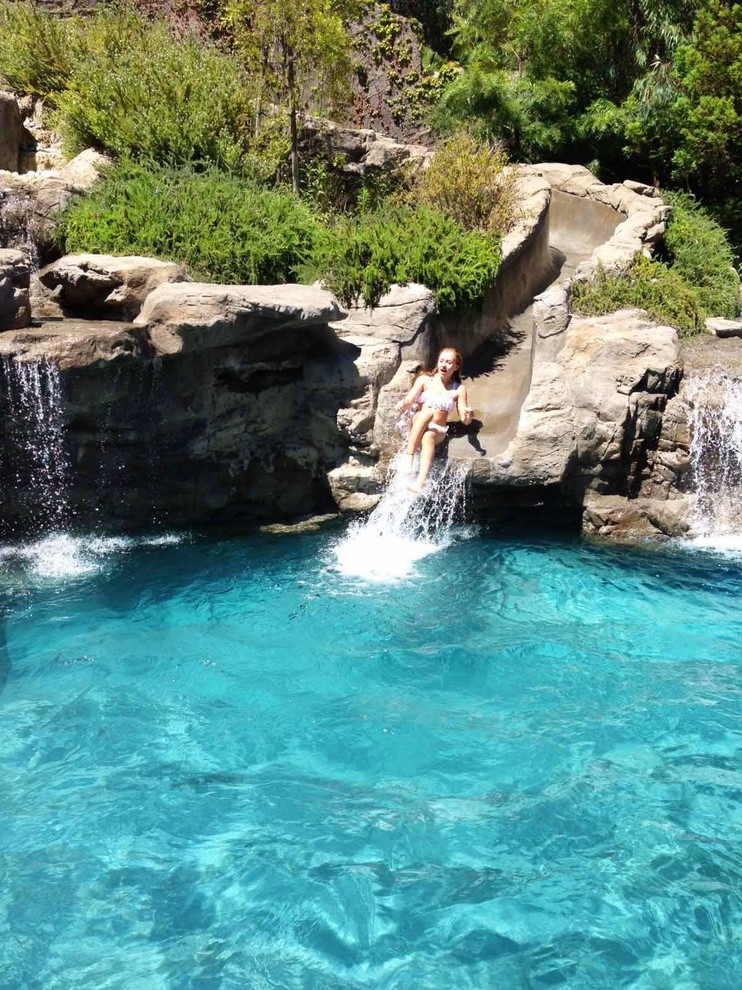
[0,152,701,539]
[40,254,189,321]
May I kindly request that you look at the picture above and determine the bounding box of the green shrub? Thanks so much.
[55,7,253,169]
[0,1,81,101]
[416,131,519,235]
[56,161,320,285]
[571,254,705,336]
[663,191,740,319]
[303,203,501,311]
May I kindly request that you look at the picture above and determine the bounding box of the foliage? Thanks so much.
[431,58,576,160]
[0,0,81,102]
[571,255,706,336]
[669,1,742,207]
[302,203,500,310]
[218,0,360,191]
[54,6,255,170]
[663,191,740,318]
[416,132,518,234]
[351,4,458,132]
[55,161,320,285]
[427,0,740,242]
[387,0,455,55]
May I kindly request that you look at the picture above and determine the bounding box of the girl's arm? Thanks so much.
[396,375,428,413]
[457,383,473,425]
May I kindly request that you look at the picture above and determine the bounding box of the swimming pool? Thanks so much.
[1,525,740,989]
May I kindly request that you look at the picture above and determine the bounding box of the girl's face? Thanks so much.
[437,349,460,380]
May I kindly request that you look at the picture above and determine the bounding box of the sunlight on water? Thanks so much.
[0,527,741,990]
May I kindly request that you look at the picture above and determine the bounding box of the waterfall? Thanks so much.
[685,369,742,541]
[333,458,469,580]
[1,356,70,534]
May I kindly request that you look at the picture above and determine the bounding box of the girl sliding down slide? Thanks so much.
[395,347,473,493]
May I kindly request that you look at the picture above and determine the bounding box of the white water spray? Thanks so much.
[685,370,742,546]
[334,457,469,580]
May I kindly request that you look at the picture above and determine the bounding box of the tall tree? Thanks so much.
[219,0,360,193]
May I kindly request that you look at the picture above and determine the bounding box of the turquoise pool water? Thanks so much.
[1,526,740,989]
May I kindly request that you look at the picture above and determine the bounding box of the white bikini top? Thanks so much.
[420,379,458,412]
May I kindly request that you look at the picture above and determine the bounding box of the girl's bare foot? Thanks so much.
[407,481,425,494]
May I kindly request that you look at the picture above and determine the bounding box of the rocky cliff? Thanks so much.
[0,144,698,539]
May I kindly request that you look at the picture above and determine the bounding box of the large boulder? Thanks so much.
[330,282,436,360]
[136,282,347,355]
[0,249,32,330]
[467,308,687,535]
[40,254,189,320]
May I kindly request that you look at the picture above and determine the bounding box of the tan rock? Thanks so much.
[468,311,682,504]
[0,318,151,370]
[327,459,382,512]
[136,282,346,355]
[705,317,742,338]
[58,148,111,190]
[40,254,189,320]
[583,493,691,538]
[330,282,436,362]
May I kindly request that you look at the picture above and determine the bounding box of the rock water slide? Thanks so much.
[446,188,624,464]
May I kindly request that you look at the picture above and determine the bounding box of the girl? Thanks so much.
[396,347,473,493]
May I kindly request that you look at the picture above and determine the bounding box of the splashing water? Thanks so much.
[0,531,186,581]
[0,356,69,533]
[334,457,469,580]
[685,370,742,547]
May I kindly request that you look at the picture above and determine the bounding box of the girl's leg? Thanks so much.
[408,430,444,492]
[403,409,433,473]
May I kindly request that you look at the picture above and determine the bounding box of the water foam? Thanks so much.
[333,457,468,581]
[0,531,186,580]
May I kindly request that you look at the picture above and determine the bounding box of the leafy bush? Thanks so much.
[55,7,254,170]
[0,0,80,101]
[303,203,501,311]
[416,131,519,235]
[431,62,577,162]
[56,161,320,285]
[663,191,740,319]
[571,254,706,336]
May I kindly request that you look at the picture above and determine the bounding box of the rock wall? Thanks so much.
[0,276,371,534]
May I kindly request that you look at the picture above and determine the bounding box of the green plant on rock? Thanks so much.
[416,132,519,235]
[302,202,500,311]
[219,0,361,194]
[571,254,706,336]
[56,161,321,285]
